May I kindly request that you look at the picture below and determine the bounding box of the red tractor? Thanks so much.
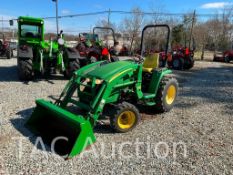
[213,50,233,63]
[167,46,195,70]
[109,43,130,56]
[76,33,98,57]
[118,45,130,56]
[0,33,12,59]
[76,27,118,64]
[159,36,196,70]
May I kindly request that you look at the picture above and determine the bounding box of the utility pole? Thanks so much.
[107,8,111,27]
[107,9,111,46]
[189,10,195,50]
[2,17,3,32]
[52,0,59,35]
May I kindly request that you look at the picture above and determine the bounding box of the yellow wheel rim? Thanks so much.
[117,111,136,130]
[166,85,176,105]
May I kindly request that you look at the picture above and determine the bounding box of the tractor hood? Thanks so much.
[86,60,137,81]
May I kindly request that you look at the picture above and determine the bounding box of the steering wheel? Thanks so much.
[133,54,144,64]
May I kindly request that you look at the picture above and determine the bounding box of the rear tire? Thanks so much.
[155,77,178,112]
[11,50,14,57]
[213,56,217,62]
[172,58,184,70]
[225,56,230,63]
[6,49,11,59]
[109,102,140,133]
[17,58,34,81]
[64,59,80,79]
[185,57,194,69]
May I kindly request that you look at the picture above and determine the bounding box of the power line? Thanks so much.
[40,10,226,19]
[42,11,109,19]
[0,10,231,23]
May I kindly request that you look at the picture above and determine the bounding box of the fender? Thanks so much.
[65,48,80,59]
[148,68,172,94]
[88,47,101,58]
[17,45,33,59]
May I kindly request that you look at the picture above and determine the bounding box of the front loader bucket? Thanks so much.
[26,99,96,159]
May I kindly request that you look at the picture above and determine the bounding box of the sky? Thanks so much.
[1,0,233,33]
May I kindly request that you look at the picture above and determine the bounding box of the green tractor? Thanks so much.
[26,24,178,158]
[17,16,80,80]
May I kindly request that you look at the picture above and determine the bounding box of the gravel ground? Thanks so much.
[0,58,233,175]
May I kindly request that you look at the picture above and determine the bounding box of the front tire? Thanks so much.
[110,102,140,133]
[17,58,34,81]
[155,77,178,112]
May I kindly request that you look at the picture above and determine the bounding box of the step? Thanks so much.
[143,93,155,99]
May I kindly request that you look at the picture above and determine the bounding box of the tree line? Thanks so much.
[97,6,233,58]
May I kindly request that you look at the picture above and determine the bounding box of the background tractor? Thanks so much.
[75,27,118,64]
[87,27,118,63]
[75,32,100,59]
[0,33,12,59]
[168,41,195,70]
[213,50,233,63]
[159,22,196,70]
[26,24,178,159]
[159,33,196,70]
[17,16,80,80]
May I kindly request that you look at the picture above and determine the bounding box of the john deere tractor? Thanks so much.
[17,16,80,80]
[26,24,178,158]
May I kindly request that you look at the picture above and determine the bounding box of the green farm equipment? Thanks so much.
[26,24,178,158]
[17,16,80,80]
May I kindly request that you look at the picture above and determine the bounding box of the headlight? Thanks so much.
[80,78,102,91]
[85,78,103,85]
[95,79,103,85]
[58,38,65,45]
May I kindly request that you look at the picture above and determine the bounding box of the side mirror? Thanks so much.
[58,30,64,39]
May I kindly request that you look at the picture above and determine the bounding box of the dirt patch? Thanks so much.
[0,135,11,144]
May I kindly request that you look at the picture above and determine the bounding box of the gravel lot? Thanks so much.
[0,58,232,174]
